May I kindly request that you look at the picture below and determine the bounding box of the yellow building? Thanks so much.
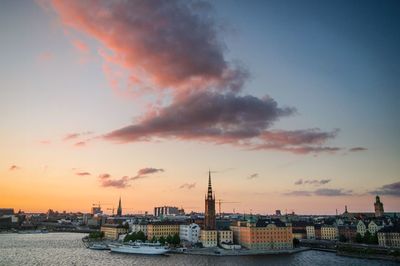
[230,219,293,250]
[147,222,180,240]
[100,224,127,240]
[200,230,218,247]
[218,230,233,245]
[378,226,400,247]
[321,225,338,240]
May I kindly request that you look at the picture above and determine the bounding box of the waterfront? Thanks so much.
[0,233,397,266]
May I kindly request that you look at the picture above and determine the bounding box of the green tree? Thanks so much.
[339,234,347,242]
[293,238,300,247]
[172,233,180,246]
[159,236,166,245]
[364,231,371,244]
[369,233,378,244]
[166,234,173,245]
[151,236,157,243]
[355,233,363,243]
[136,231,146,242]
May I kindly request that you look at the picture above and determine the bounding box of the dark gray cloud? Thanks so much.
[371,182,400,197]
[314,188,353,196]
[294,178,331,186]
[104,91,340,154]
[179,183,196,189]
[247,173,259,180]
[284,190,312,196]
[349,147,368,152]
[284,188,352,197]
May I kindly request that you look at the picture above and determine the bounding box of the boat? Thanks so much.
[88,243,110,250]
[109,241,169,255]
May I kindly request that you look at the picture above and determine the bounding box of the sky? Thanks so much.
[0,0,399,215]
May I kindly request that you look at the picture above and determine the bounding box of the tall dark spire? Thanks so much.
[207,170,213,199]
[117,196,122,216]
[204,170,216,230]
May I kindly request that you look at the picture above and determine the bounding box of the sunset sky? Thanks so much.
[1,0,399,215]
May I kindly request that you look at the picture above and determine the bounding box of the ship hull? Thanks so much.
[110,245,169,255]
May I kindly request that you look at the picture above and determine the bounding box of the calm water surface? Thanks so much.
[0,233,397,266]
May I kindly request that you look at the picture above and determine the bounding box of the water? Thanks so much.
[0,233,396,266]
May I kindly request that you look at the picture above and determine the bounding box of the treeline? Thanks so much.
[355,231,378,245]
[124,231,180,246]
[88,231,104,239]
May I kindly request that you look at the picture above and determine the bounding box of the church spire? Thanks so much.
[207,170,213,199]
[117,196,122,216]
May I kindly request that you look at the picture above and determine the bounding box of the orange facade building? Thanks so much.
[230,219,293,250]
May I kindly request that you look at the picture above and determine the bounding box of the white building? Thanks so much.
[130,222,148,236]
[368,220,383,235]
[306,225,315,239]
[357,220,367,236]
[179,223,200,243]
[154,206,179,217]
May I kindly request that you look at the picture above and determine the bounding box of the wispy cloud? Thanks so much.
[370,182,400,197]
[349,147,368,152]
[131,168,164,180]
[98,173,130,189]
[179,183,196,190]
[76,172,91,176]
[247,173,259,180]
[63,131,93,141]
[284,188,352,197]
[294,178,331,186]
[9,165,21,171]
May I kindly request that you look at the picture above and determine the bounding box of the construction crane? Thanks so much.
[106,207,136,216]
[216,200,240,217]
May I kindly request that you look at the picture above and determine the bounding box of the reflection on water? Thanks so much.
[0,233,395,266]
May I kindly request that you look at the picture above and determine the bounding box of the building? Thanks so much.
[147,222,180,240]
[275,210,282,216]
[91,206,102,215]
[154,206,180,217]
[200,230,218,247]
[230,219,293,250]
[338,224,357,242]
[204,171,216,230]
[357,220,367,236]
[321,225,338,240]
[218,230,233,245]
[0,208,14,216]
[306,225,315,239]
[378,225,400,247]
[314,224,322,240]
[179,223,200,244]
[130,222,148,236]
[100,224,127,240]
[374,195,384,217]
[368,220,384,235]
[117,197,122,217]
[293,229,307,240]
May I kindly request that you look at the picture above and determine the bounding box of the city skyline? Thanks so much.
[1,0,399,214]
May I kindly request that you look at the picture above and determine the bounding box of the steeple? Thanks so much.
[117,196,122,216]
[207,170,213,199]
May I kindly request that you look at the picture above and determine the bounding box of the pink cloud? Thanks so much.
[49,0,247,94]
[98,173,130,189]
[76,172,91,176]
[38,51,54,62]
[47,1,344,154]
[72,39,89,53]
